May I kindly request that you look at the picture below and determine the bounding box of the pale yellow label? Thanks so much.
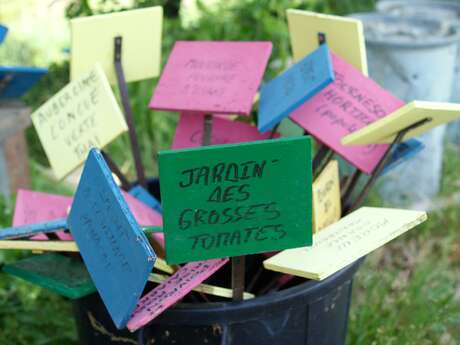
[342,100,460,145]
[31,64,128,179]
[70,6,163,84]
[264,207,427,280]
[312,160,341,233]
[287,9,368,75]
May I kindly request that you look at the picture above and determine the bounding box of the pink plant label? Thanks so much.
[122,191,164,247]
[172,112,279,149]
[149,41,272,115]
[13,189,73,240]
[12,189,163,243]
[122,191,162,226]
[290,53,404,174]
[127,258,228,331]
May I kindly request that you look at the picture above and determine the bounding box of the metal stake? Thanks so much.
[344,117,432,214]
[114,36,147,188]
[101,150,131,191]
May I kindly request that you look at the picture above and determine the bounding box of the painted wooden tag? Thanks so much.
[264,207,427,280]
[31,64,128,179]
[13,189,73,241]
[149,41,272,115]
[382,139,424,176]
[290,53,404,174]
[129,185,162,214]
[0,66,47,99]
[342,101,460,145]
[258,44,334,133]
[70,7,163,85]
[287,9,368,75]
[0,240,78,252]
[122,191,162,227]
[159,137,312,264]
[68,149,156,329]
[127,258,228,331]
[2,253,96,299]
[172,112,278,149]
[0,25,7,44]
[312,160,341,233]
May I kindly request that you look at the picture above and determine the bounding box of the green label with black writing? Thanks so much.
[159,136,312,264]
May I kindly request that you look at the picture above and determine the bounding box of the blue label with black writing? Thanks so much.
[258,44,334,133]
[68,149,156,329]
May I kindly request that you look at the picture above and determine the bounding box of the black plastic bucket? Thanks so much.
[72,258,362,345]
[72,178,362,344]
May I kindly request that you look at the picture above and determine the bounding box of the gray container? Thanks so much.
[0,101,31,200]
[377,0,460,144]
[352,13,459,207]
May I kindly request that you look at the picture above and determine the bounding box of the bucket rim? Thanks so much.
[351,12,460,48]
[147,258,363,324]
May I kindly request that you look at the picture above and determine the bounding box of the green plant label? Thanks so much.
[159,137,313,264]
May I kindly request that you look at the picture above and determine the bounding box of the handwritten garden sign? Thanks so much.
[13,189,73,241]
[258,44,334,133]
[312,160,341,233]
[342,101,460,145]
[290,53,404,174]
[264,207,427,280]
[127,258,228,331]
[287,9,368,75]
[31,64,127,179]
[172,112,277,149]
[70,7,163,84]
[149,41,272,115]
[159,137,312,264]
[68,149,156,329]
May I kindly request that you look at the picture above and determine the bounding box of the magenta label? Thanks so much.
[172,112,278,149]
[149,41,272,115]
[127,258,228,331]
[290,53,404,174]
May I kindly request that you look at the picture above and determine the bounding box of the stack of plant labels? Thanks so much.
[4,6,460,336]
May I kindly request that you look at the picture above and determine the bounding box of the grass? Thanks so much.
[347,142,460,345]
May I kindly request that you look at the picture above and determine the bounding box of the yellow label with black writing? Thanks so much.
[31,64,127,179]
[312,160,341,233]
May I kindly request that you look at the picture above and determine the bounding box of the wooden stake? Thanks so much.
[0,240,78,252]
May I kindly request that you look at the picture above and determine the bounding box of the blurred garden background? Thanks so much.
[1,0,460,344]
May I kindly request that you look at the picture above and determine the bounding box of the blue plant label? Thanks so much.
[0,25,8,44]
[0,66,47,99]
[258,44,334,133]
[129,184,162,214]
[68,149,156,329]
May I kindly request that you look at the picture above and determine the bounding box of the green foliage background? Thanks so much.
[3,1,460,344]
